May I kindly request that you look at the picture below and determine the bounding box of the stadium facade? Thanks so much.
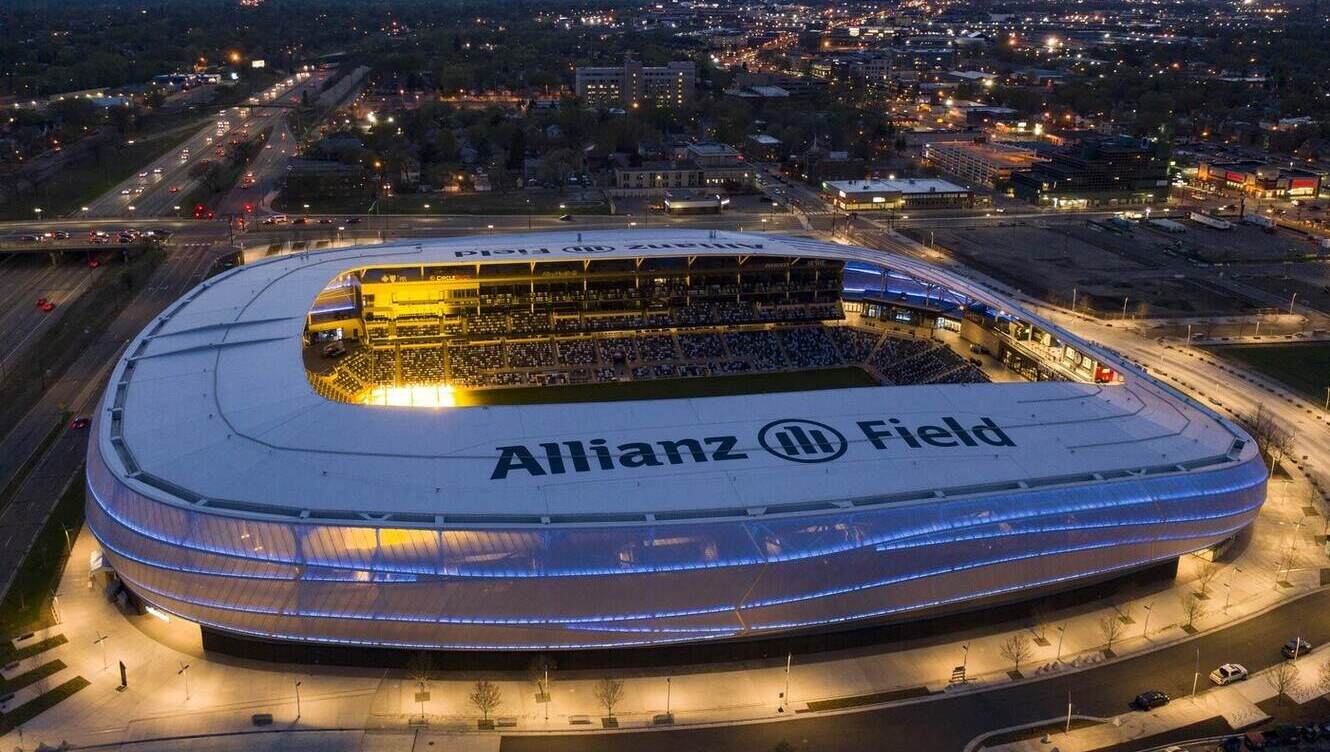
[86,231,1267,651]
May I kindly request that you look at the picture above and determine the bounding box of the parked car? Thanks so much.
[1282,638,1313,659]
[1131,690,1170,710]
[1210,663,1249,685]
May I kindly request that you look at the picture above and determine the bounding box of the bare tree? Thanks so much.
[469,680,503,721]
[1000,634,1033,676]
[593,677,626,718]
[528,654,554,700]
[1241,404,1294,472]
[1276,540,1300,585]
[1029,603,1053,644]
[1267,661,1302,712]
[1180,592,1207,631]
[407,651,434,692]
[1194,557,1221,597]
[1099,614,1124,654]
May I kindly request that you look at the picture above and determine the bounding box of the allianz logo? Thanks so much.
[489,416,1015,480]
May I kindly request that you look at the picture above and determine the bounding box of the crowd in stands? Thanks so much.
[314,322,991,395]
[363,301,846,349]
[313,311,990,397]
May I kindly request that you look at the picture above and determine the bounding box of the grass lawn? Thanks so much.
[0,676,89,734]
[0,123,204,221]
[1206,342,1330,403]
[455,366,880,406]
[0,471,86,638]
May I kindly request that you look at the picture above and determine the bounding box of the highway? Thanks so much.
[80,70,326,219]
[0,232,225,600]
[0,253,103,382]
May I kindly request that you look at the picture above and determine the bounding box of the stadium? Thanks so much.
[86,230,1268,651]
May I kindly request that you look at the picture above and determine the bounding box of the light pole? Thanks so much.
[177,662,191,701]
[34,207,42,221]
[1054,624,1066,663]
[1141,601,1153,638]
[294,680,302,719]
[93,632,109,670]
[782,652,792,713]
[1122,297,1129,320]
[665,676,672,716]
[1223,579,1232,612]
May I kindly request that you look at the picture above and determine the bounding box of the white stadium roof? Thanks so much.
[100,231,1253,525]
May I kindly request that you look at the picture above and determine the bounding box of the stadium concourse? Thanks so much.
[84,231,1266,653]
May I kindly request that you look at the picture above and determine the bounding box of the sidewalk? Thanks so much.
[987,646,1330,752]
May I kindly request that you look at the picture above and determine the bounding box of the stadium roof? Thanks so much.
[98,231,1255,526]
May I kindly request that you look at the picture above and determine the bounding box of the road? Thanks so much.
[502,589,1330,752]
[0,232,226,598]
[0,253,103,382]
[81,71,326,219]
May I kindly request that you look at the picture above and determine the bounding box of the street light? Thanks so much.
[294,680,302,719]
[177,662,191,701]
[93,632,109,671]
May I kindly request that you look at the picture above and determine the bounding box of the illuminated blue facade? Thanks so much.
[85,232,1268,650]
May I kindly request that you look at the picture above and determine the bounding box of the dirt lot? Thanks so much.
[923,223,1254,318]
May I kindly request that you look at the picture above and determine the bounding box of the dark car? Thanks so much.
[70,416,91,430]
[1282,638,1313,659]
[1131,690,1170,711]
[345,217,362,224]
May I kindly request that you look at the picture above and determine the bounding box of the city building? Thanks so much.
[1011,137,1171,208]
[574,56,696,109]
[613,161,702,191]
[662,191,727,214]
[745,133,784,162]
[613,144,755,193]
[924,141,1044,188]
[87,230,1266,652]
[1195,159,1323,199]
[821,177,976,210]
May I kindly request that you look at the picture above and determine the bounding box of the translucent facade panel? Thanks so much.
[89,436,1267,649]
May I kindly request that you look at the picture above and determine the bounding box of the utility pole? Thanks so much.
[1065,691,1073,734]
[1055,624,1066,663]
[295,680,302,719]
[1141,602,1153,638]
